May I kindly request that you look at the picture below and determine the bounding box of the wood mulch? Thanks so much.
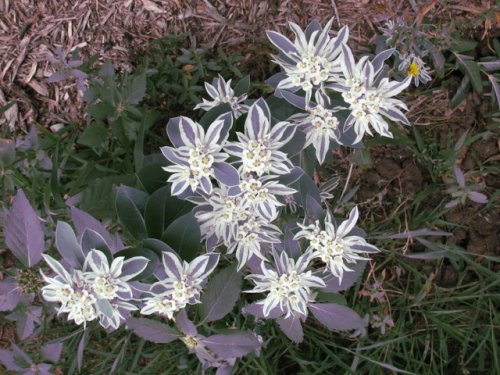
[0,0,496,131]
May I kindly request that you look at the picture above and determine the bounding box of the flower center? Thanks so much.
[309,105,339,134]
[242,140,272,176]
[293,54,330,90]
[407,61,420,77]
[93,276,119,299]
[269,271,304,302]
[183,335,199,349]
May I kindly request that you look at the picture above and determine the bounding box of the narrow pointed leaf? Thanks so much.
[55,221,85,268]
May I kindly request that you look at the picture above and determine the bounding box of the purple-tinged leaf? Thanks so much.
[80,228,111,259]
[242,303,284,320]
[265,72,288,90]
[213,162,240,187]
[6,305,42,339]
[0,347,24,371]
[412,238,457,260]
[467,191,488,204]
[276,315,304,343]
[161,251,183,280]
[30,363,53,375]
[77,329,88,371]
[266,30,297,54]
[277,89,306,109]
[201,332,261,359]
[309,303,364,331]
[380,107,410,126]
[0,280,25,311]
[4,189,45,267]
[216,366,233,375]
[175,310,197,336]
[322,260,367,293]
[341,44,355,78]
[121,256,150,281]
[305,194,324,219]
[126,317,179,343]
[200,264,242,323]
[371,48,394,74]
[444,199,460,209]
[282,226,302,258]
[404,251,450,260]
[166,117,184,148]
[70,206,123,253]
[453,165,465,187]
[488,74,500,105]
[55,221,84,268]
[376,229,451,240]
[41,342,63,362]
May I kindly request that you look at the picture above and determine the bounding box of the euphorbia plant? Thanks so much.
[1,17,413,374]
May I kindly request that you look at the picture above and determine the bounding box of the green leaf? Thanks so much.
[266,95,297,122]
[125,72,146,105]
[144,185,193,239]
[162,212,200,261]
[78,123,108,151]
[454,53,483,94]
[449,39,477,53]
[431,50,445,78]
[141,238,175,258]
[137,162,169,194]
[88,101,115,120]
[198,103,232,128]
[349,148,372,169]
[79,174,136,219]
[115,185,148,240]
[234,75,250,96]
[450,75,471,109]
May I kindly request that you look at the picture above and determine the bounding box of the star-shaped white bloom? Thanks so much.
[140,252,219,319]
[327,45,411,143]
[162,114,239,196]
[295,206,378,283]
[246,250,325,318]
[267,19,349,103]
[194,75,249,118]
[224,99,295,177]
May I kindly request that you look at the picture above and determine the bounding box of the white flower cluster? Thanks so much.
[41,250,147,329]
[247,250,325,318]
[268,19,412,162]
[295,207,378,283]
[191,99,297,270]
[195,75,249,118]
[141,252,218,319]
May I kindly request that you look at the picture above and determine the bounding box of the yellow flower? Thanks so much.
[406,61,420,77]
